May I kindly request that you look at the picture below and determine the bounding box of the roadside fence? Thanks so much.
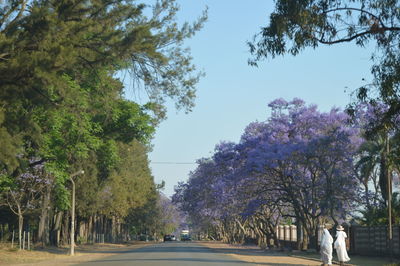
[276,224,400,257]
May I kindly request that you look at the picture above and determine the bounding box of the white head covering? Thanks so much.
[321,228,333,246]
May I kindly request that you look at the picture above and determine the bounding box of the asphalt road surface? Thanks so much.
[74,241,254,266]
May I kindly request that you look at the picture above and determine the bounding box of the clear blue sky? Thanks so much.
[141,1,374,197]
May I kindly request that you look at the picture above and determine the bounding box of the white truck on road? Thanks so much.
[180,229,191,241]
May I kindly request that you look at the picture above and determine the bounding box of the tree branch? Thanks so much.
[0,4,19,30]
[318,7,400,45]
[323,7,383,25]
[319,29,374,44]
[7,191,20,215]
[2,0,28,33]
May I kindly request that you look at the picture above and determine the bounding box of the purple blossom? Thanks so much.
[173,98,366,240]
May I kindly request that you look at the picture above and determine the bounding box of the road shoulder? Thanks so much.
[0,242,155,265]
[199,241,322,265]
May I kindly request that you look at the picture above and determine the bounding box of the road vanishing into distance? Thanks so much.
[74,241,253,266]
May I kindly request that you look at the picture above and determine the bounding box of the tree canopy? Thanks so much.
[0,0,206,246]
[173,98,364,248]
[248,0,400,131]
[0,0,207,195]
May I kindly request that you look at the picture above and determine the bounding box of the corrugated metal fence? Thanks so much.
[350,225,400,257]
[276,224,400,257]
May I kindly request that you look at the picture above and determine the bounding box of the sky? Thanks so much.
[135,1,375,197]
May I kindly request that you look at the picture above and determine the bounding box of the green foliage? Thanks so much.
[125,191,180,238]
[0,0,206,115]
[0,0,206,242]
[249,0,400,129]
[0,173,14,193]
[1,0,206,168]
[99,140,155,218]
[356,132,399,203]
[359,193,400,226]
[96,140,120,181]
[54,179,71,211]
[359,206,387,226]
[46,162,71,211]
[126,192,159,235]
[74,154,101,218]
[100,99,156,144]
[0,107,21,173]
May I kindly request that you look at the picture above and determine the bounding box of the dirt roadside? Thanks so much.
[0,241,156,265]
[200,241,322,266]
[200,241,398,266]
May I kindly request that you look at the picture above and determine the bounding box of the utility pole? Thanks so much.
[69,170,84,256]
[386,131,392,261]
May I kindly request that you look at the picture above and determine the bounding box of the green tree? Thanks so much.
[248,0,400,130]
[359,192,400,226]
[0,0,206,209]
[0,107,21,173]
[0,0,207,170]
[0,0,206,114]
[99,140,155,219]
[0,0,207,245]
[0,163,48,249]
[356,132,400,205]
[126,192,181,240]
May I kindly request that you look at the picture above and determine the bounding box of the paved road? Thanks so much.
[74,241,253,266]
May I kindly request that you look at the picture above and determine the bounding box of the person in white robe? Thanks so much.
[320,226,333,266]
[334,225,350,265]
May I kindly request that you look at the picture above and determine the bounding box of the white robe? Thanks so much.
[334,231,350,262]
[320,229,333,264]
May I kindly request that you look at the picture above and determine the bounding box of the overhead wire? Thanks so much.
[150,162,197,165]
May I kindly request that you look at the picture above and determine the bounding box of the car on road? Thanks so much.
[181,235,191,241]
[163,234,177,241]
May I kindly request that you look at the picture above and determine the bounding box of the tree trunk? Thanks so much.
[302,225,308,250]
[51,211,63,246]
[18,212,23,250]
[111,216,116,243]
[88,215,93,243]
[101,216,106,243]
[61,211,69,246]
[93,214,97,243]
[38,188,51,247]
[296,220,302,250]
[78,219,88,244]
[117,218,122,242]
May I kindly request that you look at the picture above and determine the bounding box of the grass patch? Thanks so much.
[0,241,154,265]
[0,242,69,264]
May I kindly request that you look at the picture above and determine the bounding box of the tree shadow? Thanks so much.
[82,257,310,266]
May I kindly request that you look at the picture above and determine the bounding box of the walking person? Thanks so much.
[320,225,333,266]
[334,225,350,266]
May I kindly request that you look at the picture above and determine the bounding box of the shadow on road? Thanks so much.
[83,257,252,264]
[68,242,322,266]
[83,257,308,266]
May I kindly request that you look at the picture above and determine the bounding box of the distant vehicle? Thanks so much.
[163,234,176,241]
[181,235,191,241]
[180,229,191,241]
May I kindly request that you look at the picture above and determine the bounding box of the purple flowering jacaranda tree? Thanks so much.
[0,159,50,249]
[174,98,364,249]
[240,98,363,249]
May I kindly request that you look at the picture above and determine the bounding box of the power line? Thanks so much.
[150,161,197,165]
